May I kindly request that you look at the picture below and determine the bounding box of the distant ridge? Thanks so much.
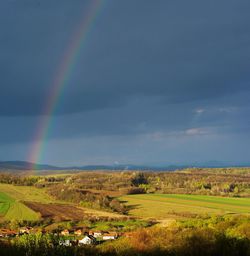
[0,161,249,173]
[0,161,60,171]
[0,161,183,172]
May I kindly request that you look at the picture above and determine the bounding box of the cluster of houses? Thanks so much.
[0,227,120,246]
[0,227,33,238]
[60,229,119,245]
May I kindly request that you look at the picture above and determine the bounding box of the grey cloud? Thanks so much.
[1,0,250,116]
[1,0,250,165]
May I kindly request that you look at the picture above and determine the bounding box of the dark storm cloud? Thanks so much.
[1,0,250,165]
[1,93,249,145]
[1,0,250,116]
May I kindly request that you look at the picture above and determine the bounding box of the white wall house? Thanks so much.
[102,233,117,240]
[93,231,103,238]
[78,235,96,245]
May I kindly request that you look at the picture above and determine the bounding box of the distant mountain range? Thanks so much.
[0,161,60,171]
[0,161,184,172]
[0,160,249,173]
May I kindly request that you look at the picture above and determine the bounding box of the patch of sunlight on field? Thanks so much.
[120,194,250,219]
[0,191,39,220]
[5,201,39,221]
[0,184,124,219]
[0,202,10,216]
[0,183,54,203]
[0,192,13,216]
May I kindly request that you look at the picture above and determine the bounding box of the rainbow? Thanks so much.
[28,0,103,169]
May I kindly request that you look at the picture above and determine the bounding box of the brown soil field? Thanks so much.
[24,202,85,221]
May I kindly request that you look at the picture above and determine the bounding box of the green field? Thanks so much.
[120,194,250,219]
[0,192,14,216]
[0,183,60,221]
[0,183,55,203]
[0,191,39,221]
[0,184,124,220]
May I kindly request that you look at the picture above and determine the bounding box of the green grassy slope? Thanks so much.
[0,192,14,216]
[0,191,39,221]
[0,183,54,203]
[0,184,125,220]
[120,194,250,219]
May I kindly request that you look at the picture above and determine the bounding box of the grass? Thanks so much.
[120,194,250,219]
[0,183,55,203]
[0,192,14,216]
[0,184,124,220]
[5,201,39,221]
[0,191,39,221]
[0,183,67,221]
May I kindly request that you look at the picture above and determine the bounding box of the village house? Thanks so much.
[78,235,96,245]
[61,229,70,236]
[102,232,118,240]
[89,230,103,238]
[0,229,8,237]
[74,229,82,236]
[19,227,32,234]
[0,229,18,238]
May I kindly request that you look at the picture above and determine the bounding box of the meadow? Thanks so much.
[120,194,250,219]
[0,191,38,221]
[0,183,55,203]
[1,169,250,222]
[0,183,124,222]
[0,192,14,216]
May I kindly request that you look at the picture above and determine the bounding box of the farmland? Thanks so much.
[0,183,124,221]
[0,169,250,256]
[0,169,250,222]
[23,201,85,221]
[120,194,250,219]
[0,183,55,203]
[0,192,38,221]
[0,192,14,216]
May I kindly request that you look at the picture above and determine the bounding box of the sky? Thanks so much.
[0,0,250,166]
